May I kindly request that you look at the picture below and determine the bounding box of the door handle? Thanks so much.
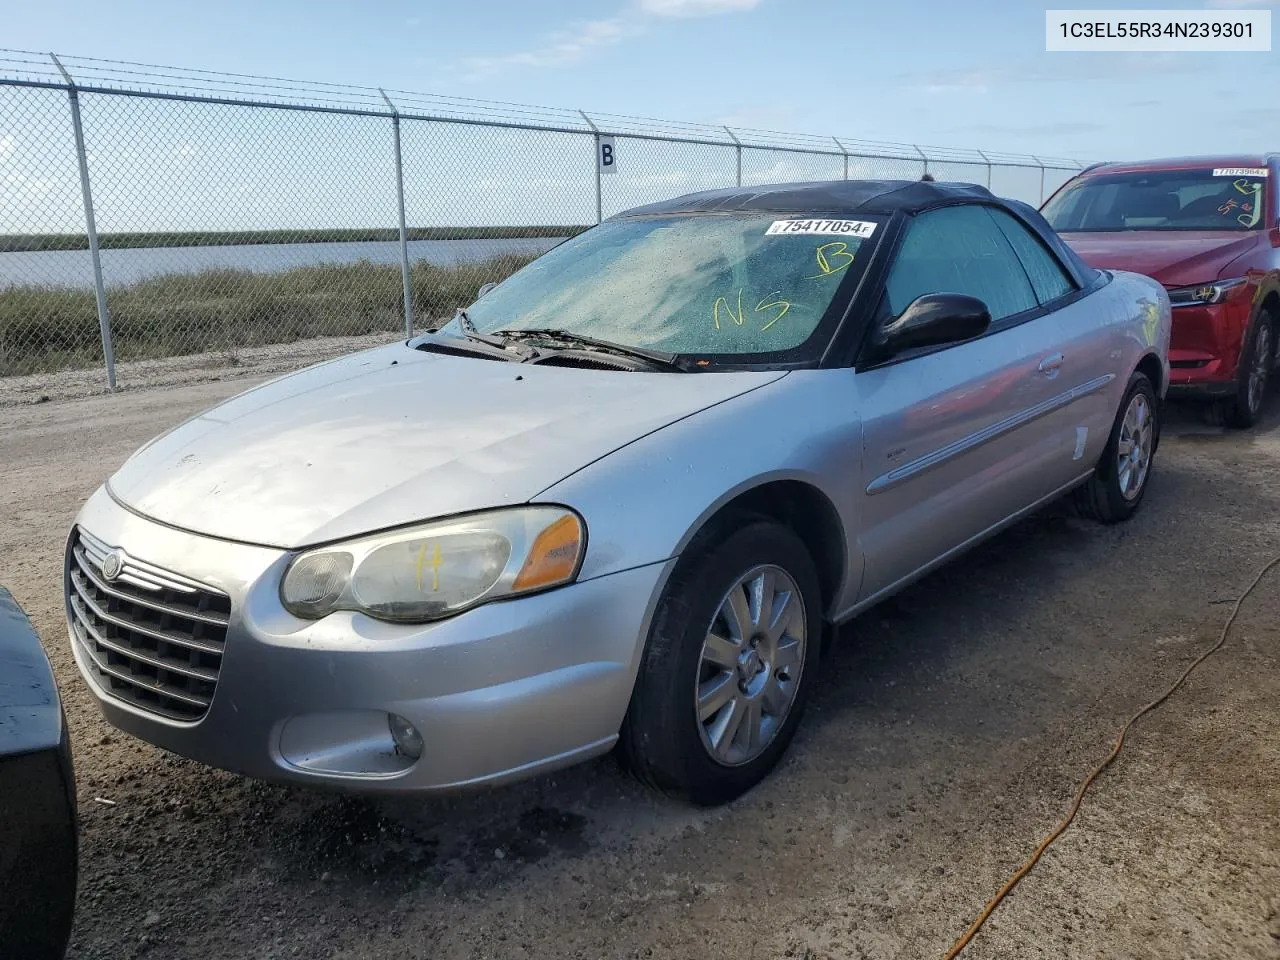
[1037,353,1064,374]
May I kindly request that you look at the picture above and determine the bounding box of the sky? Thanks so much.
[6,0,1278,162]
[3,0,1279,236]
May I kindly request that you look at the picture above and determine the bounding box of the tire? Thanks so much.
[1074,371,1158,524]
[1221,314,1273,429]
[619,518,822,806]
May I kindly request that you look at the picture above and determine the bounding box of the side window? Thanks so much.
[885,206,1037,323]
[985,207,1076,305]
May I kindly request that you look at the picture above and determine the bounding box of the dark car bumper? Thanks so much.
[0,586,77,960]
[1167,379,1238,400]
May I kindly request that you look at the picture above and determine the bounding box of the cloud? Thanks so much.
[957,121,1107,137]
[907,53,1205,93]
[1206,0,1272,7]
[916,68,1002,94]
[462,0,763,77]
[2,171,54,201]
[464,17,639,77]
[639,0,762,16]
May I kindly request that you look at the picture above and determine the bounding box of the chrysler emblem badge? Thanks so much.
[101,549,125,581]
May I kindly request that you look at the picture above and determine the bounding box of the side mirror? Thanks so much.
[877,293,991,356]
[476,282,499,299]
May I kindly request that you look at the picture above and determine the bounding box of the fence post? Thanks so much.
[976,148,992,189]
[579,111,603,224]
[51,53,115,390]
[1031,155,1046,203]
[913,144,928,178]
[380,89,414,337]
[724,126,742,187]
[832,137,849,180]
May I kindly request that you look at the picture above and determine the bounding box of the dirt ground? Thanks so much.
[0,332,400,408]
[0,376,1277,960]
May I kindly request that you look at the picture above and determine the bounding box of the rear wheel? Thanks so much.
[1221,314,1273,429]
[619,519,821,806]
[1074,371,1158,524]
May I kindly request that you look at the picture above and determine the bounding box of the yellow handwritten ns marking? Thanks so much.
[416,542,443,591]
[712,289,793,332]
[713,289,746,329]
[756,292,791,331]
[806,241,856,280]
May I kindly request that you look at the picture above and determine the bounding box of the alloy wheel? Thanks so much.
[1116,392,1154,501]
[695,565,806,767]
[1247,322,1272,416]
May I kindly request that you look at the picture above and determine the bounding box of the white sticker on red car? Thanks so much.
[1213,167,1269,177]
[765,219,878,238]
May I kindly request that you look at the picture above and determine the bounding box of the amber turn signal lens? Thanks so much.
[512,514,583,591]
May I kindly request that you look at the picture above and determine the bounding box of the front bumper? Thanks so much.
[1166,295,1252,393]
[67,487,672,794]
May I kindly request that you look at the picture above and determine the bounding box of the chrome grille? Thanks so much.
[67,527,230,722]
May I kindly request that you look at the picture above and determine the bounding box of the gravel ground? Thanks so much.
[0,332,401,408]
[0,378,1277,960]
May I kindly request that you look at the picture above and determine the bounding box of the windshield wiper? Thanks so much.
[415,329,524,362]
[493,328,684,370]
[451,310,538,359]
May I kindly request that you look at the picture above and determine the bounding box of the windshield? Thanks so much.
[1043,168,1268,233]
[443,213,879,357]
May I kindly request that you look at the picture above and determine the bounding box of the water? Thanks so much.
[0,236,569,289]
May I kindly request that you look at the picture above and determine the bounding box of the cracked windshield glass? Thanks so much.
[449,214,879,354]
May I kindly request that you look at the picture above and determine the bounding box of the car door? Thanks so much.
[986,205,1120,487]
[852,204,1084,605]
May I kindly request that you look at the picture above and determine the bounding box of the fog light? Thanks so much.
[387,714,423,761]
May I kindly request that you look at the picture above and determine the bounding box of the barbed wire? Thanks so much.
[0,48,1084,169]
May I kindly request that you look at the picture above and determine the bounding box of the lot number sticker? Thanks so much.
[1213,167,1268,177]
[766,218,877,238]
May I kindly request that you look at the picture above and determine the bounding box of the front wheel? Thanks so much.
[619,519,821,806]
[1222,314,1273,429]
[1074,371,1158,524]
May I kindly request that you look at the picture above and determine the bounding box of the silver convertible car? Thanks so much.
[66,181,1170,805]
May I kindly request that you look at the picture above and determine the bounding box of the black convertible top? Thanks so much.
[615,179,998,218]
[616,179,1100,289]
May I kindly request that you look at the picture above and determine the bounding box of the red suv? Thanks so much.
[1042,155,1280,426]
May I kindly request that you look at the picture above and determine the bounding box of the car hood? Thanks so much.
[1059,231,1260,286]
[109,344,786,549]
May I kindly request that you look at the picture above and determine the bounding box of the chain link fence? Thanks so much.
[0,50,1085,390]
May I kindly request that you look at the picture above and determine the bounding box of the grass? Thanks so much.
[0,253,538,377]
[0,225,589,253]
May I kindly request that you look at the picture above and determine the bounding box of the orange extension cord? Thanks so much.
[943,554,1280,959]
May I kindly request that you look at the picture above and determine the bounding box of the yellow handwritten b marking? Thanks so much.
[756,292,791,331]
[806,241,856,280]
[416,542,443,591]
[1233,177,1253,195]
[713,289,746,330]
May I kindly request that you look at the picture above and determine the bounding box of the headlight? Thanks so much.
[1166,277,1248,307]
[280,506,585,623]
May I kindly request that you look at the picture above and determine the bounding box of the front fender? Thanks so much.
[537,370,866,615]
[1111,270,1172,393]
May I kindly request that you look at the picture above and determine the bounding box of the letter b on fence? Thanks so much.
[598,136,617,175]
